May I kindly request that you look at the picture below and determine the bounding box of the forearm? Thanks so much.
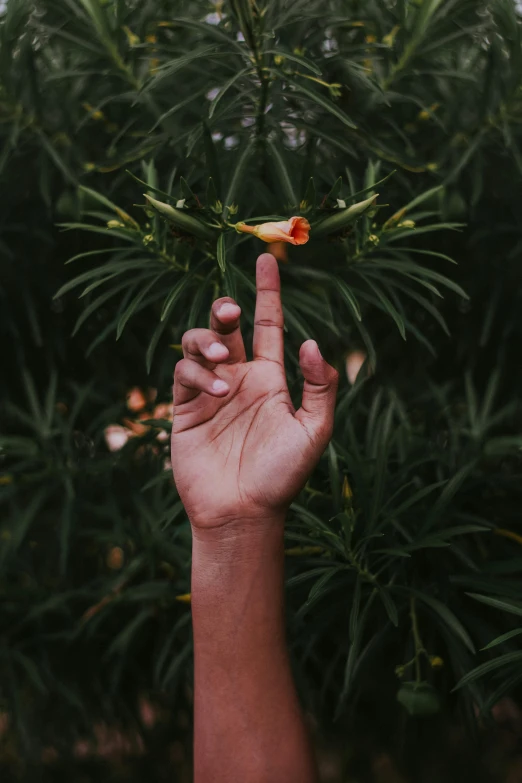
[191,518,317,783]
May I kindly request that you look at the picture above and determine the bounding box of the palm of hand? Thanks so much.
[171,254,338,529]
[173,360,319,526]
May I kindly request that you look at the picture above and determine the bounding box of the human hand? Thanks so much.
[171,253,339,530]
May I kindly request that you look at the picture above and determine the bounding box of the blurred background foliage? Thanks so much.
[3,0,522,780]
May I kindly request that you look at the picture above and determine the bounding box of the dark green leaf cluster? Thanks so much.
[2,0,522,764]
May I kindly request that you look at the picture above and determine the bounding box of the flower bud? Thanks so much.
[144,195,215,241]
[312,195,379,237]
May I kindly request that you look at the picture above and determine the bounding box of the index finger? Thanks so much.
[253,253,284,364]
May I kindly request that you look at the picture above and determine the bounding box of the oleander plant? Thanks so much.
[2,0,522,780]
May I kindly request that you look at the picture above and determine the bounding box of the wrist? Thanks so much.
[192,512,285,554]
[191,515,286,591]
[190,509,286,541]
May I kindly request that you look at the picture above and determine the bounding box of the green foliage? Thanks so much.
[2,0,522,764]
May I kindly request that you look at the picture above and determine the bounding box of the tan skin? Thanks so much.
[172,253,338,783]
[172,252,339,528]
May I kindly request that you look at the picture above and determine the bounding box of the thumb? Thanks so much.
[295,340,339,442]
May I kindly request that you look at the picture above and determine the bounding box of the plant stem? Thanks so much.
[255,70,269,143]
[410,596,423,683]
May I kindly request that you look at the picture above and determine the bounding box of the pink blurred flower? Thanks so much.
[345,350,368,385]
[153,402,173,420]
[104,425,132,452]
[139,696,157,729]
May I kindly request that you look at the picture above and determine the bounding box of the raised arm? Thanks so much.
[171,253,339,783]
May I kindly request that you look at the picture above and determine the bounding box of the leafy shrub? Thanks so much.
[2,0,522,768]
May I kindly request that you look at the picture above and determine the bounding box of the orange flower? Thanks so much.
[345,350,368,385]
[106,546,124,570]
[126,387,157,412]
[235,216,310,245]
[127,387,147,412]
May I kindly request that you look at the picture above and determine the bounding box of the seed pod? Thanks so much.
[312,194,379,237]
[144,195,215,241]
[396,681,441,716]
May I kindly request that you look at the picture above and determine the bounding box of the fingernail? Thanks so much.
[309,339,322,357]
[212,379,229,394]
[218,303,240,319]
[207,342,228,359]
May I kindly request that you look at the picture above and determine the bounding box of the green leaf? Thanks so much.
[223,139,255,214]
[11,652,48,695]
[392,247,457,265]
[420,462,476,533]
[209,67,252,118]
[267,141,297,208]
[328,442,341,514]
[179,177,198,206]
[322,177,343,208]
[287,78,357,130]
[455,651,522,690]
[161,640,193,689]
[332,280,360,321]
[466,593,522,618]
[481,628,522,651]
[223,259,237,300]
[414,591,475,653]
[312,195,379,237]
[149,89,208,132]
[126,170,177,202]
[286,566,339,589]
[154,614,192,684]
[38,132,76,184]
[358,274,406,339]
[60,489,74,575]
[485,436,522,456]
[338,590,377,711]
[167,17,246,53]
[116,271,166,339]
[378,586,399,627]
[397,185,443,215]
[347,170,396,203]
[0,488,48,564]
[349,577,362,642]
[146,271,196,372]
[301,177,316,210]
[265,48,322,75]
[145,46,226,90]
[305,566,346,608]
[217,233,226,274]
[106,609,153,657]
[228,0,254,47]
[54,260,150,299]
[202,125,222,197]
[160,277,190,322]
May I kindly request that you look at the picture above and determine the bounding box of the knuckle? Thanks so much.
[174,359,189,378]
[182,329,214,355]
[181,330,195,347]
[329,366,340,384]
[254,318,283,328]
[317,419,334,442]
